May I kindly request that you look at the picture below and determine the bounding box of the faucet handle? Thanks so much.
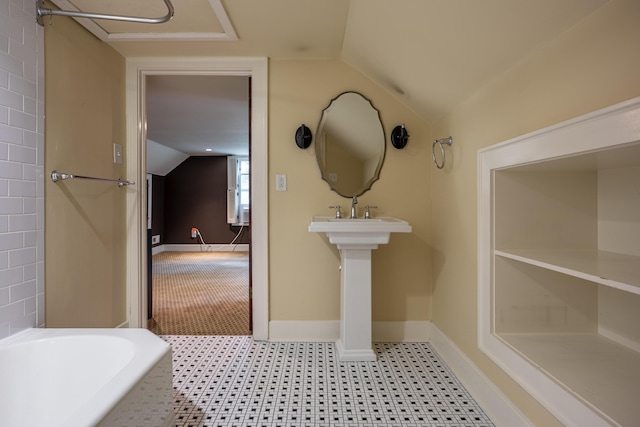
[329,205,342,218]
[364,205,378,219]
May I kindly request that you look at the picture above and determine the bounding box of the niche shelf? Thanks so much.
[494,249,640,294]
[478,98,640,427]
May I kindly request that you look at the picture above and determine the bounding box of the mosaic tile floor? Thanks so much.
[165,336,495,427]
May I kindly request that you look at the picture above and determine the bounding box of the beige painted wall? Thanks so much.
[43,1,640,422]
[43,51,433,325]
[269,59,432,322]
[430,0,640,425]
[44,13,127,327]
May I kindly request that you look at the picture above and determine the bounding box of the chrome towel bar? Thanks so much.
[36,0,175,26]
[50,170,135,187]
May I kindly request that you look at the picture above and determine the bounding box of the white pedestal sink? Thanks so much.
[309,216,412,362]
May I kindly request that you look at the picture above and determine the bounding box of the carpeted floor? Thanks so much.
[150,251,251,336]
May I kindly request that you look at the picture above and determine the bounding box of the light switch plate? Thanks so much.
[113,143,123,164]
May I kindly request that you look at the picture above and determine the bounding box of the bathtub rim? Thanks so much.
[0,327,172,427]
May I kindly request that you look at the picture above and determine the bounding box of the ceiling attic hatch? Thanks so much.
[43,0,237,42]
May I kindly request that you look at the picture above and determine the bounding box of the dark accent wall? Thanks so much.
[163,156,250,244]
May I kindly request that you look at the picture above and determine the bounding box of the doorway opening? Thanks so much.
[145,75,251,335]
[125,57,268,340]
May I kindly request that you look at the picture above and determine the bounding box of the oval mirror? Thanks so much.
[315,92,386,198]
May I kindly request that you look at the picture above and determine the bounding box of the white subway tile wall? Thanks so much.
[0,0,45,339]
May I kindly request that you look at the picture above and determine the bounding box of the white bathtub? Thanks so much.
[0,328,174,427]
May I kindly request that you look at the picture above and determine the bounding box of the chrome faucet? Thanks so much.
[350,196,358,218]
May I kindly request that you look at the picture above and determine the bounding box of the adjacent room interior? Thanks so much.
[145,75,252,336]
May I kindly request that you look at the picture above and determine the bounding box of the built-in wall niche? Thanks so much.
[478,97,640,427]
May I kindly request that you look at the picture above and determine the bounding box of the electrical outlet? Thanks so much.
[276,174,287,191]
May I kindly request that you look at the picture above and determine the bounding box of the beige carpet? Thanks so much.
[150,251,251,335]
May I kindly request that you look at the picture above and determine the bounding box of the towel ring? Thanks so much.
[432,136,453,169]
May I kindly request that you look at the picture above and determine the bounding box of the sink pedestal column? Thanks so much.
[308,216,412,363]
[336,245,377,362]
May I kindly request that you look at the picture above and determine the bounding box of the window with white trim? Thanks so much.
[227,156,250,225]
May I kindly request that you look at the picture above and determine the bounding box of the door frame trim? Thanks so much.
[125,57,269,340]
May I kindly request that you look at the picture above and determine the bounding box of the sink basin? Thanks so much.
[309,215,412,361]
[309,216,411,249]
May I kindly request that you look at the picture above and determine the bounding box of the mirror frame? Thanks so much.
[315,91,386,198]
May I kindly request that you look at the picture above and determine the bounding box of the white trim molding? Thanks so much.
[125,57,269,341]
[269,321,340,342]
[430,325,533,427]
[154,244,249,253]
[372,321,430,342]
[478,97,640,427]
[269,320,431,343]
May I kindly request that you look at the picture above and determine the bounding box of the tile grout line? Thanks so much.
[164,336,495,426]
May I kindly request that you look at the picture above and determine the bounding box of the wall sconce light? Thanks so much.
[295,124,312,149]
[390,124,409,149]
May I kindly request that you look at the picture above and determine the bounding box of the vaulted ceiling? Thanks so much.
[50,0,608,159]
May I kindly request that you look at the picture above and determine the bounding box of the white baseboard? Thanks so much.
[268,320,431,343]
[430,325,533,427]
[152,244,249,254]
[372,321,430,342]
[269,320,340,341]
